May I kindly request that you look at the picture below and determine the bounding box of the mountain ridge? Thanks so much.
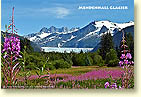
[25,20,134,51]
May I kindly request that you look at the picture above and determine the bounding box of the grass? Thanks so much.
[17,66,122,77]
[50,66,122,76]
[1,66,134,89]
[1,66,123,79]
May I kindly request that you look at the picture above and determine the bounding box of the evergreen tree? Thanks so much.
[116,46,121,58]
[62,52,73,65]
[99,32,114,59]
[105,49,119,67]
[80,49,84,54]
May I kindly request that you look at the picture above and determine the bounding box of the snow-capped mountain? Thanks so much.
[26,26,79,41]
[25,20,134,50]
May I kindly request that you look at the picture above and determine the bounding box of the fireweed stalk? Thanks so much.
[1,7,22,88]
[1,36,22,87]
[105,30,134,89]
[118,30,134,89]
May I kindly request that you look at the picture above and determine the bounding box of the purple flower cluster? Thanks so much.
[104,82,122,89]
[120,53,132,60]
[18,68,124,85]
[1,35,22,87]
[2,36,21,60]
[63,69,124,82]
[119,53,133,67]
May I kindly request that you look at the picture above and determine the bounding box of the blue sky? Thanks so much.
[1,0,134,36]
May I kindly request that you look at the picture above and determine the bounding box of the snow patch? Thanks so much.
[29,36,36,41]
[115,21,134,29]
[62,40,67,43]
[38,32,52,38]
[61,35,76,43]
[67,35,76,41]
[94,20,134,30]
[58,43,63,48]
[48,36,56,41]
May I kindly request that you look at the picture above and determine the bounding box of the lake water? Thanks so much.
[41,47,93,53]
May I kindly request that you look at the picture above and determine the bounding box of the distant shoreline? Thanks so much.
[78,6,128,10]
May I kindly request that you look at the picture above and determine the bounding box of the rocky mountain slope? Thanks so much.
[25,20,134,51]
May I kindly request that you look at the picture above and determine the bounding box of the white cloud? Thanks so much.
[55,7,70,18]
[39,7,70,19]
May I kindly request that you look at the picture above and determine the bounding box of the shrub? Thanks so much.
[45,62,56,70]
[85,56,93,66]
[53,59,71,69]
[72,54,85,66]
[107,59,119,67]
[72,54,93,66]
[92,54,104,65]
[98,63,105,67]
[25,53,46,70]
[47,64,56,70]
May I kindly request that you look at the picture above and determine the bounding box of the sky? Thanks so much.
[1,0,134,36]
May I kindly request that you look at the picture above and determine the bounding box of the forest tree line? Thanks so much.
[20,32,134,70]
